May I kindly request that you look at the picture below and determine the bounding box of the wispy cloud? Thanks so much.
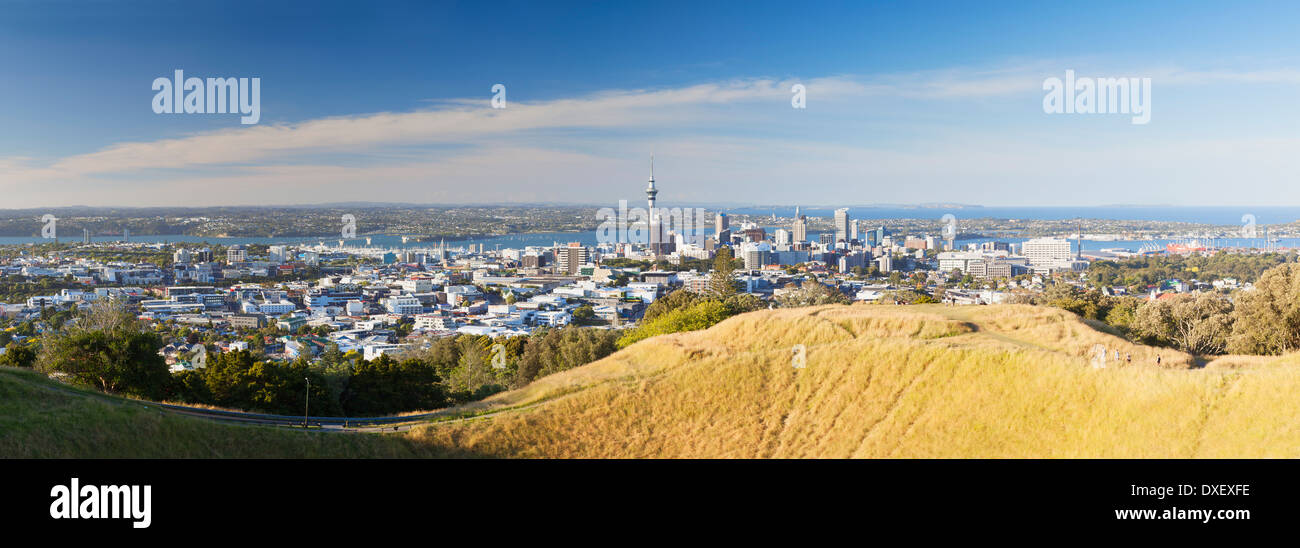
[7,62,1300,208]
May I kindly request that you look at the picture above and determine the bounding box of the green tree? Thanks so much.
[1228,263,1300,354]
[0,342,37,368]
[36,301,171,398]
[617,300,731,349]
[708,246,739,299]
[572,304,596,323]
[1133,293,1233,354]
[511,327,620,388]
[776,281,849,308]
[342,355,446,415]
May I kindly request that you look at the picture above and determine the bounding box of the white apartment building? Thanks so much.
[385,295,423,315]
[938,251,984,273]
[398,279,434,294]
[363,343,408,361]
[268,245,288,264]
[535,310,572,327]
[1021,238,1073,267]
[414,313,458,331]
[258,300,297,315]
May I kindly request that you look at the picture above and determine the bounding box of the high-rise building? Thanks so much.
[268,245,288,264]
[227,244,247,264]
[714,211,731,247]
[791,206,807,243]
[1022,237,1073,268]
[834,208,851,243]
[555,242,590,275]
[740,241,772,270]
[877,253,893,273]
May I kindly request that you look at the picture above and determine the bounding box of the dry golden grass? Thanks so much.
[404,304,1300,458]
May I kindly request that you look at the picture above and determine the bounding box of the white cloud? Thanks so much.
[7,62,1300,208]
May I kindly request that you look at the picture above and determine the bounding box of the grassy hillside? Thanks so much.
[407,304,1300,458]
[0,367,471,458]
[10,303,1300,458]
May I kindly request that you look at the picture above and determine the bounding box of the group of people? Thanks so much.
[1107,348,1162,366]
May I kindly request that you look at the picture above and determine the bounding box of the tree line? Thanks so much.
[1039,262,1300,356]
[20,300,626,417]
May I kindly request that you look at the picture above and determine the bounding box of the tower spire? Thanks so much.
[1076,218,1082,260]
[646,154,660,256]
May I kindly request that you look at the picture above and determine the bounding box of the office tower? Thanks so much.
[834,208,851,243]
[227,244,247,264]
[1022,237,1073,268]
[714,211,730,246]
[268,245,288,264]
[774,229,791,246]
[792,206,807,243]
[555,242,589,275]
[877,253,893,273]
[850,220,858,243]
[82,228,90,244]
[740,241,772,270]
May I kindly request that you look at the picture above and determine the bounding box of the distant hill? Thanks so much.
[9,304,1300,458]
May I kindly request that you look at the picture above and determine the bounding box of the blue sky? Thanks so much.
[4,0,1300,207]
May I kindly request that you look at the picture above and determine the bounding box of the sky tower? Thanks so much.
[646,154,657,211]
[646,155,661,255]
